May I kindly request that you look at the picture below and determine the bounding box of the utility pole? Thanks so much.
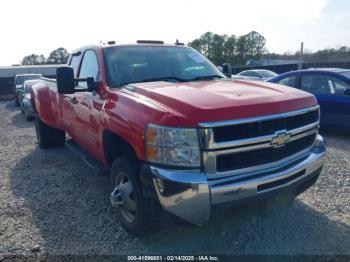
[298,42,304,70]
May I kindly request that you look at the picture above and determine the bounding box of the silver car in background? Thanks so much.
[235,69,277,81]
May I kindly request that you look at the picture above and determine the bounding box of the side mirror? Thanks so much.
[222,63,232,77]
[344,88,350,96]
[86,77,100,92]
[57,66,75,94]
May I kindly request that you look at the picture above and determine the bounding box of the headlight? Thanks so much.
[24,93,31,100]
[146,124,200,168]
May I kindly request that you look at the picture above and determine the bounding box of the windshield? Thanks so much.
[257,70,277,78]
[104,46,224,87]
[340,71,350,79]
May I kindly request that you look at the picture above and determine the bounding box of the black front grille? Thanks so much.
[216,133,316,172]
[213,109,319,143]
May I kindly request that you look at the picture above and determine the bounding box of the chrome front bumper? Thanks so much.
[150,135,326,225]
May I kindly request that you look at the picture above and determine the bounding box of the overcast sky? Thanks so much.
[1,0,349,66]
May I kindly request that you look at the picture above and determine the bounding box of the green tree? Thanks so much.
[244,31,267,62]
[211,34,226,65]
[223,35,236,65]
[236,35,248,65]
[46,47,69,64]
[21,54,46,65]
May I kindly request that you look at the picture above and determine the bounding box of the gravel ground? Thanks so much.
[0,100,349,258]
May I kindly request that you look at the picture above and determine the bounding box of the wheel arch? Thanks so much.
[102,129,139,167]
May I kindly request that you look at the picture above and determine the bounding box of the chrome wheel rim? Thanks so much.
[111,172,137,223]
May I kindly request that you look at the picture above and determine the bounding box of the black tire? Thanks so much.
[25,111,34,121]
[110,156,150,235]
[34,116,65,149]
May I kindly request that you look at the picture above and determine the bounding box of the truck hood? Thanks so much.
[123,79,317,127]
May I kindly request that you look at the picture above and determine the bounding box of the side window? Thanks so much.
[250,71,260,77]
[329,76,350,95]
[278,75,297,88]
[78,50,100,88]
[69,55,81,76]
[243,71,258,77]
[300,74,332,94]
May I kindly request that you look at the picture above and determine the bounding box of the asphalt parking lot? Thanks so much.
[0,100,349,258]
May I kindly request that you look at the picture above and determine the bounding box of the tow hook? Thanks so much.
[110,187,123,208]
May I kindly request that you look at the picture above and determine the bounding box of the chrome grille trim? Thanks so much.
[199,121,319,150]
[198,106,319,150]
[198,106,320,179]
[204,145,316,179]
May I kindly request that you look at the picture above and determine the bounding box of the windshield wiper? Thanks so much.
[188,75,225,81]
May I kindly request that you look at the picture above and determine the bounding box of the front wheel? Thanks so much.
[110,156,150,235]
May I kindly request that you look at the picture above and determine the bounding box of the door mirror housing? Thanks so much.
[57,67,98,94]
[222,63,232,77]
[86,77,99,92]
[57,66,75,94]
[344,88,350,96]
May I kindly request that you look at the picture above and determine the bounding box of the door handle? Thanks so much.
[63,96,77,104]
[69,97,78,104]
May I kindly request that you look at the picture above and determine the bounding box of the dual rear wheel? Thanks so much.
[34,116,65,149]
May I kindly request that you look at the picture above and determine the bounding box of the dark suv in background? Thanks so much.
[14,74,41,106]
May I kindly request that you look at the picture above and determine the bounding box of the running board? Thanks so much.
[65,139,110,177]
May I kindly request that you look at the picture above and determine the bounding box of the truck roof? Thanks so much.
[71,41,188,55]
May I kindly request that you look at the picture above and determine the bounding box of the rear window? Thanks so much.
[340,71,350,79]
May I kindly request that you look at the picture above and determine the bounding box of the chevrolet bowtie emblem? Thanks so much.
[271,131,291,147]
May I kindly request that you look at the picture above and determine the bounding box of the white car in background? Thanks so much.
[235,69,278,81]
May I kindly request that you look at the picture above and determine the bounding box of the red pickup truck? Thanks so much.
[31,41,326,235]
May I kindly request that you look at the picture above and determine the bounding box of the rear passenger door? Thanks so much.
[325,75,350,128]
[299,73,350,128]
[72,50,100,151]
